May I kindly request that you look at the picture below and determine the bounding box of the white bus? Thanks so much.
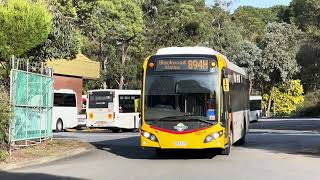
[53,89,78,131]
[86,89,141,133]
[249,95,262,122]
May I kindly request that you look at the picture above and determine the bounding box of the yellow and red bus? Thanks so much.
[140,47,249,155]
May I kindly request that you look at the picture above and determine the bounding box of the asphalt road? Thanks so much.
[1,118,320,180]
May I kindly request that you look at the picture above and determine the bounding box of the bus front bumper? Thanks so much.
[140,126,226,149]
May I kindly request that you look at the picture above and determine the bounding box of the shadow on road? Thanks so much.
[245,119,320,157]
[250,119,320,132]
[91,137,218,160]
[0,171,80,180]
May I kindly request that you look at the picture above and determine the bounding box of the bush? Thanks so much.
[263,80,304,117]
[0,86,10,154]
[297,90,320,117]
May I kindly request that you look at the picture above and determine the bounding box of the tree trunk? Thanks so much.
[266,87,274,117]
[103,55,108,89]
[118,43,130,90]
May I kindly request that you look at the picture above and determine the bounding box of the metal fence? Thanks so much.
[10,58,54,145]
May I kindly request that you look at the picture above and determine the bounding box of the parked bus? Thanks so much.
[77,95,88,127]
[53,89,78,132]
[249,96,262,122]
[86,89,141,133]
[140,47,249,155]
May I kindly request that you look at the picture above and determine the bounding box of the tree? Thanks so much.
[291,0,320,30]
[236,41,263,93]
[208,6,243,60]
[28,0,81,61]
[144,0,211,54]
[0,0,52,61]
[263,80,304,116]
[82,0,143,89]
[258,23,303,116]
[232,6,279,42]
[0,0,52,89]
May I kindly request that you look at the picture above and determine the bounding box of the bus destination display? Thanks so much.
[156,59,209,71]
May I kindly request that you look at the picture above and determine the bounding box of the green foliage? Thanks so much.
[257,23,302,91]
[144,0,211,54]
[235,41,262,80]
[81,0,143,89]
[0,0,52,60]
[297,90,320,117]
[296,40,320,92]
[232,6,279,42]
[291,0,320,30]
[0,150,9,161]
[28,0,81,61]
[0,86,10,153]
[263,80,304,116]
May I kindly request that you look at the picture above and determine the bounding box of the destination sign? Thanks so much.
[156,59,209,71]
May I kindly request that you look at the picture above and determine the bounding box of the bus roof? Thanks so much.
[250,96,262,100]
[88,89,141,93]
[156,47,246,76]
[54,89,76,94]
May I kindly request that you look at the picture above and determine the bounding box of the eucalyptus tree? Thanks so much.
[258,22,303,115]
[82,0,143,89]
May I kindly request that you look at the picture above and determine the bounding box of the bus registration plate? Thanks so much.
[175,141,187,146]
[96,121,106,126]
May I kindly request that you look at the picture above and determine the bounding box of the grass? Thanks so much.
[0,139,88,166]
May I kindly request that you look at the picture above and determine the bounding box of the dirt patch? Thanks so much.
[0,139,90,168]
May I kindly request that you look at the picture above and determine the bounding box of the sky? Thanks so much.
[206,0,292,13]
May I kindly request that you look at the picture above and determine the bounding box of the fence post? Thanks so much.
[25,59,29,145]
[9,56,14,159]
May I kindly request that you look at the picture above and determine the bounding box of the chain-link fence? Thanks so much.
[10,59,54,145]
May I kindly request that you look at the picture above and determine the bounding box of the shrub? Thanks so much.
[263,80,304,116]
[0,86,10,154]
[297,90,320,117]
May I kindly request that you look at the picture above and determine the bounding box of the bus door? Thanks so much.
[221,69,231,144]
[117,95,141,129]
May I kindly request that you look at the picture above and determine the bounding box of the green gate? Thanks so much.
[10,68,54,142]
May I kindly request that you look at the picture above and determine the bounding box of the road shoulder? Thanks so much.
[0,140,94,171]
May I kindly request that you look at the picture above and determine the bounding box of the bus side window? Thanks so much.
[119,95,141,113]
[64,94,76,107]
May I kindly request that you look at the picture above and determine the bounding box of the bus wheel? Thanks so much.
[155,148,166,157]
[235,136,246,146]
[56,119,64,132]
[112,128,121,133]
[221,131,232,155]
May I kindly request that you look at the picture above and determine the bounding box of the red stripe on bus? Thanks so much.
[149,126,212,134]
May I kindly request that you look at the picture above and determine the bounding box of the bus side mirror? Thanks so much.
[223,78,230,92]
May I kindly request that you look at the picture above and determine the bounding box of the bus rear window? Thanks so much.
[250,100,262,111]
[89,91,113,108]
[54,93,76,107]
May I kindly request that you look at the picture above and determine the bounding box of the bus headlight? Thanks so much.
[204,131,223,143]
[143,131,150,139]
[141,131,158,142]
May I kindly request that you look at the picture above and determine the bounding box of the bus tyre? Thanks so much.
[236,136,246,146]
[221,131,232,155]
[155,148,166,157]
[112,128,121,133]
[56,119,63,132]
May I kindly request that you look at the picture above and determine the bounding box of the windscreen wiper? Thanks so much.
[181,115,216,125]
[147,116,180,125]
